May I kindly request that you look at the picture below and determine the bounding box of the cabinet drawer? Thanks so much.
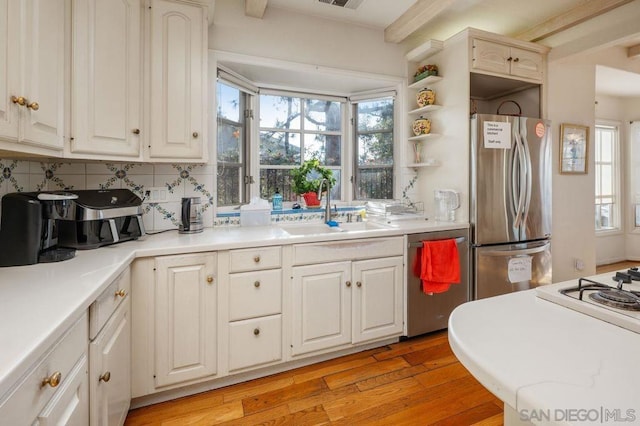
[229,247,281,272]
[0,313,88,424]
[292,237,403,265]
[229,269,282,321]
[89,268,131,340]
[228,315,282,372]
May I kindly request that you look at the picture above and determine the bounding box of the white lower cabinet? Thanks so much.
[0,313,89,425]
[228,315,282,372]
[154,252,218,388]
[89,268,131,426]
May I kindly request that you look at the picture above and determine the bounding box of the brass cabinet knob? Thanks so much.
[253,255,260,263]
[254,281,260,288]
[513,57,520,62]
[356,281,362,287]
[192,131,199,138]
[207,275,214,284]
[346,281,351,287]
[115,289,127,298]
[132,128,140,135]
[11,96,25,106]
[27,101,39,111]
[42,371,62,388]
[253,328,260,336]
[99,371,111,382]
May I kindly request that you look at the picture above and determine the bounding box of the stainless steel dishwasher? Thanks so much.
[405,228,470,337]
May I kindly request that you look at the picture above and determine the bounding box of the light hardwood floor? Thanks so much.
[125,330,504,425]
[125,261,636,425]
[595,260,638,274]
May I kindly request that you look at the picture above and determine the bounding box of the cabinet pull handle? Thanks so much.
[254,281,260,288]
[115,289,127,298]
[41,371,62,388]
[253,328,260,336]
[192,131,199,138]
[99,371,111,383]
[207,275,214,284]
[26,101,39,111]
[11,96,25,106]
[356,281,362,287]
[132,128,140,135]
[346,281,351,287]
[253,255,261,263]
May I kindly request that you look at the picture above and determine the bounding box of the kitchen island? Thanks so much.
[448,276,640,425]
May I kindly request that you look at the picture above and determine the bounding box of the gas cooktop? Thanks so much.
[536,268,640,334]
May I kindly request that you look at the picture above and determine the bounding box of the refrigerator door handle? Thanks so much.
[513,132,527,228]
[482,242,550,257]
[520,130,533,227]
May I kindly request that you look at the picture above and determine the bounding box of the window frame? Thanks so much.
[594,121,622,234]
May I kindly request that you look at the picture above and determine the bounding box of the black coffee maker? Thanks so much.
[0,192,77,267]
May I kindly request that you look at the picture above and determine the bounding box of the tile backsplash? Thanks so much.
[0,159,214,232]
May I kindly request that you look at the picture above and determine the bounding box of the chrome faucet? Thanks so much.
[317,178,332,223]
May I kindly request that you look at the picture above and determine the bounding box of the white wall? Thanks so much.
[209,0,406,78]
[547,58,597,281]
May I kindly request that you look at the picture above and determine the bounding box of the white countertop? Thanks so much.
[448,275,640,426]
[0,219,466,400]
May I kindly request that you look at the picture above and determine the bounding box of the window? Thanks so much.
[353,97,394,200]
[216,82,250,207]
[595,123,620,231]
[259,94,343,201]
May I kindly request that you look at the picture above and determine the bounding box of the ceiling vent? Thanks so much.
[318,0,364,10]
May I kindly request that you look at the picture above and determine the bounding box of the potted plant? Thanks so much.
[290,158,336,207]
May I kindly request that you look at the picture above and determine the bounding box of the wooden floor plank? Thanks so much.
[242,377,327,415]
[323,376,425,421]
[323,357,410,390]
[125,331,504,425]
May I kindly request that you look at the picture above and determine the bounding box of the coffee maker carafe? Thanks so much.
[434,189,460,222]
[179,197,204,234]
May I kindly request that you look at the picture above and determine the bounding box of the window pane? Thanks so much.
[358,133,393,166]
[304,99,342,131]
[217,165,241,206]
[357,99,394,132]
[260,169,296,201]
[217,122,241,163]
[260,131,301,165]
[601,164,613,196]
[260,95,300,129]
[600,131,613,162]
[356,167,393,199]
[217,83,240,122]
[303,134,342,166]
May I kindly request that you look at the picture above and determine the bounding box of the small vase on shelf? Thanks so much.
[416,88,435,108]
[412,117,431,136]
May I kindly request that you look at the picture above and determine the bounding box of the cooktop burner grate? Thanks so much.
[588,289,640,311]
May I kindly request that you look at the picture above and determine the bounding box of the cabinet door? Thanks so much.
[90,298,131,426]
[471,39,511,76]
[19,0,65,150]
[155,252,217,388]
[71,0,142,156]
[510,47,543,81]
[291,262,351,356]
[0,0,18,141]
[352,257,403,343]
[148,0,206,159]
[35,355,89,426]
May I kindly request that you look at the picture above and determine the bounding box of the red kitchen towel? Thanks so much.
[413,239,461,294]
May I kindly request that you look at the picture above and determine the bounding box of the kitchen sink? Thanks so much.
[279,221,390,236]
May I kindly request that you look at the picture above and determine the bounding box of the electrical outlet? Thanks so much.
[574,258,585,271]
[144,187,169,203]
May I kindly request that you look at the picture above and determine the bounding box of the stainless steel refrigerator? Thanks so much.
[470,114,552,299]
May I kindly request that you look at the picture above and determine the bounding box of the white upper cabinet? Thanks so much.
[472,38,544,82]
[71,0,143,157]
[0,0,65,153]
[147,0,207,161]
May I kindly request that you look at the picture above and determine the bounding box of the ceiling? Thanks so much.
[258,0,640,97]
